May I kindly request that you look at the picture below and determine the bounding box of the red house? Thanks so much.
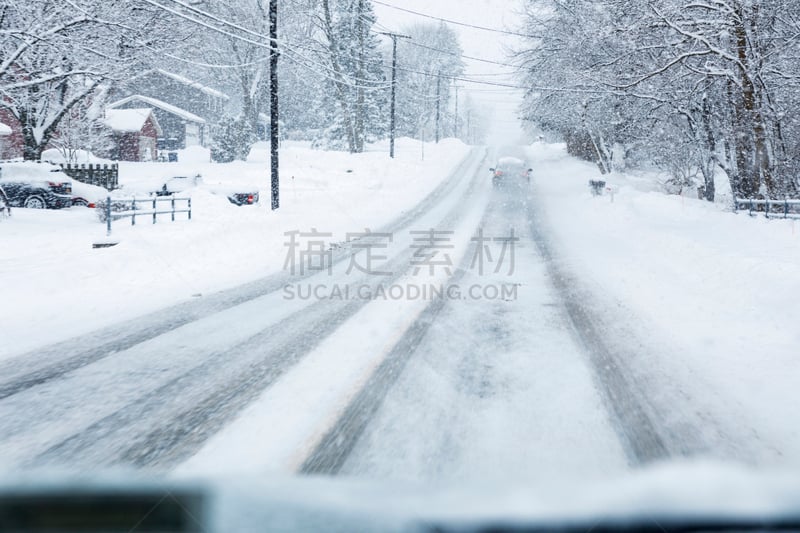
[103,108,162,162]
[0,109,23,160]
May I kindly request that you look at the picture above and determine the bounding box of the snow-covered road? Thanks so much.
[2,144,794,482]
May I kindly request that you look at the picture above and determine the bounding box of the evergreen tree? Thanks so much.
[317,0,387,152]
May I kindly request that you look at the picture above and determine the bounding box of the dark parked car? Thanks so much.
[490,157,532,187]
[0,162,73,209]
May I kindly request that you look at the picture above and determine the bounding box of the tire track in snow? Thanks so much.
[298,267,471,476]
[25,150,490,471]
[301,148,665,476]
[299,175,517,476]
[524,149,762,465]
[524,172,671,465]
[0,149,485,402]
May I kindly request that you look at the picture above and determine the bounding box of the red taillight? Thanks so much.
[247,195,254,204]
[494,171,503,177]
[88,202,96,208]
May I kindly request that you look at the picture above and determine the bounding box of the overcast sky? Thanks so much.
[373,0,530,146]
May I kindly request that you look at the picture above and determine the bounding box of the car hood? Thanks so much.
[2,461,800,532]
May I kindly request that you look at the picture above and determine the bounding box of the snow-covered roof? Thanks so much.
[0,122,11,136]
[104,108,163,136]
[155,69,230,101]
[107,95,206,125]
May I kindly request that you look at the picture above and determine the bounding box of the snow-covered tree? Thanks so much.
[313,0,387,152]
[517,0,800,200]
[0,0,189,160]
[189,0,270,152]
[50,87,113,163]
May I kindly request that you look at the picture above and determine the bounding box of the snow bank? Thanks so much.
[174,145,210,164]
[528,142,800,467]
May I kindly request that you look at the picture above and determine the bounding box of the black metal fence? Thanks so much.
[735,198,800,219]
[59,163,119,190]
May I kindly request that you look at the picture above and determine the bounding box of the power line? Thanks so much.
[282,47,391,89]
[145,0,392,90]
[143,0,529,103]
[388,62,529,89]
[150,0,524,91]
[166,0,390,87]
[404,40,521,69]
[141,0,271,50]
[164,0,266,41]
[371,0,535,39]
[370,18,521,69]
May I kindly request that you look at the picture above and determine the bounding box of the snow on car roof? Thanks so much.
[497,157,525,167]
[0,161,69,182]
[104,108,155,133]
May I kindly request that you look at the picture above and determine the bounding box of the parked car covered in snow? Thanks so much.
[154,174,203,196]
[0,162,73,209]
[153,175,258,206]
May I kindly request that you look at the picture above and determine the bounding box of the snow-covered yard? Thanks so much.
[529,142,800,467]
[0,138,470,359]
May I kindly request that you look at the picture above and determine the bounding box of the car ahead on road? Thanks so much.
[490,157,532,187]
[0,162,73,209]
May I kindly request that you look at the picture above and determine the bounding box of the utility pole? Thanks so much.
[453,82,462,140]
[355,0,365,152]
[380,31,410,158]
[435,72,441,143]
[269,0,279,210]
